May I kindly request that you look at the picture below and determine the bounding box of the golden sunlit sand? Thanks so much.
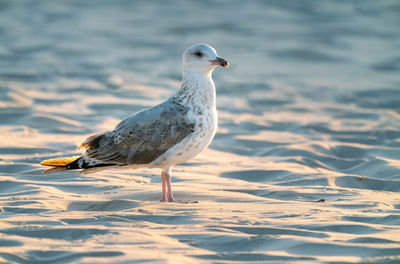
[1,1,400,263]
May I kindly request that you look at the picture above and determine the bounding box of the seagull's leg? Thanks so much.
[160,170,168,202]
[160,167,198,203]
[165,167,175,202]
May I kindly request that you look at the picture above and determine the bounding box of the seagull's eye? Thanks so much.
[193,51,203,58]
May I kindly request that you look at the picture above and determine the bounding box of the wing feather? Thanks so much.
[80,99,195,165]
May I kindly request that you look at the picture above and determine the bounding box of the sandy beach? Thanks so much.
[1,0,400,263]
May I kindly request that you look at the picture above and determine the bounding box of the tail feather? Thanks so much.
[78,132,106,150]
[41,156,81,167]
[41,155,116,173]
[66,157,115,170]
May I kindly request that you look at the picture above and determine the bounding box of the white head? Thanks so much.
[183,43,229,75]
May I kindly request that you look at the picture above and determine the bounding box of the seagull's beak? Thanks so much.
[209,57,229,68]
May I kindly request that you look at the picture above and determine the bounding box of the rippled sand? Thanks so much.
[1,1,400,263]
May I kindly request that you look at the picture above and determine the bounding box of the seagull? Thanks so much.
[41,43,229,202]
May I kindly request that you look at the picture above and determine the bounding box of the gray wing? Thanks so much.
[80,99,195,165]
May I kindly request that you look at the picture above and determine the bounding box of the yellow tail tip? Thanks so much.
[41,156,81,166]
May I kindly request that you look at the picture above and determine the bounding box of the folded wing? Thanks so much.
[80,99,195,166]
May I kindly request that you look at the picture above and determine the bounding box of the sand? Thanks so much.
[1,0,400,263]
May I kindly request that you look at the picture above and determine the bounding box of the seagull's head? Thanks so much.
[183,43,229,75]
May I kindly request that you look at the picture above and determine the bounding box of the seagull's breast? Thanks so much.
[149,70,218,169]
[189,105,218,153]
[149,105,217,168]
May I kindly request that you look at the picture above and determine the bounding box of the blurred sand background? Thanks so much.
[1,0,400,263]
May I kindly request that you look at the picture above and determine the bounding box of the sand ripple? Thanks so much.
[1,0,400,263]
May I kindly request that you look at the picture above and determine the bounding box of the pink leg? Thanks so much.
[160,170,168,202]
[159,167,197,203]
[164,168,175,202]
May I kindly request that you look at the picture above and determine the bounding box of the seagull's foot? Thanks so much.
[160,198,168,202]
